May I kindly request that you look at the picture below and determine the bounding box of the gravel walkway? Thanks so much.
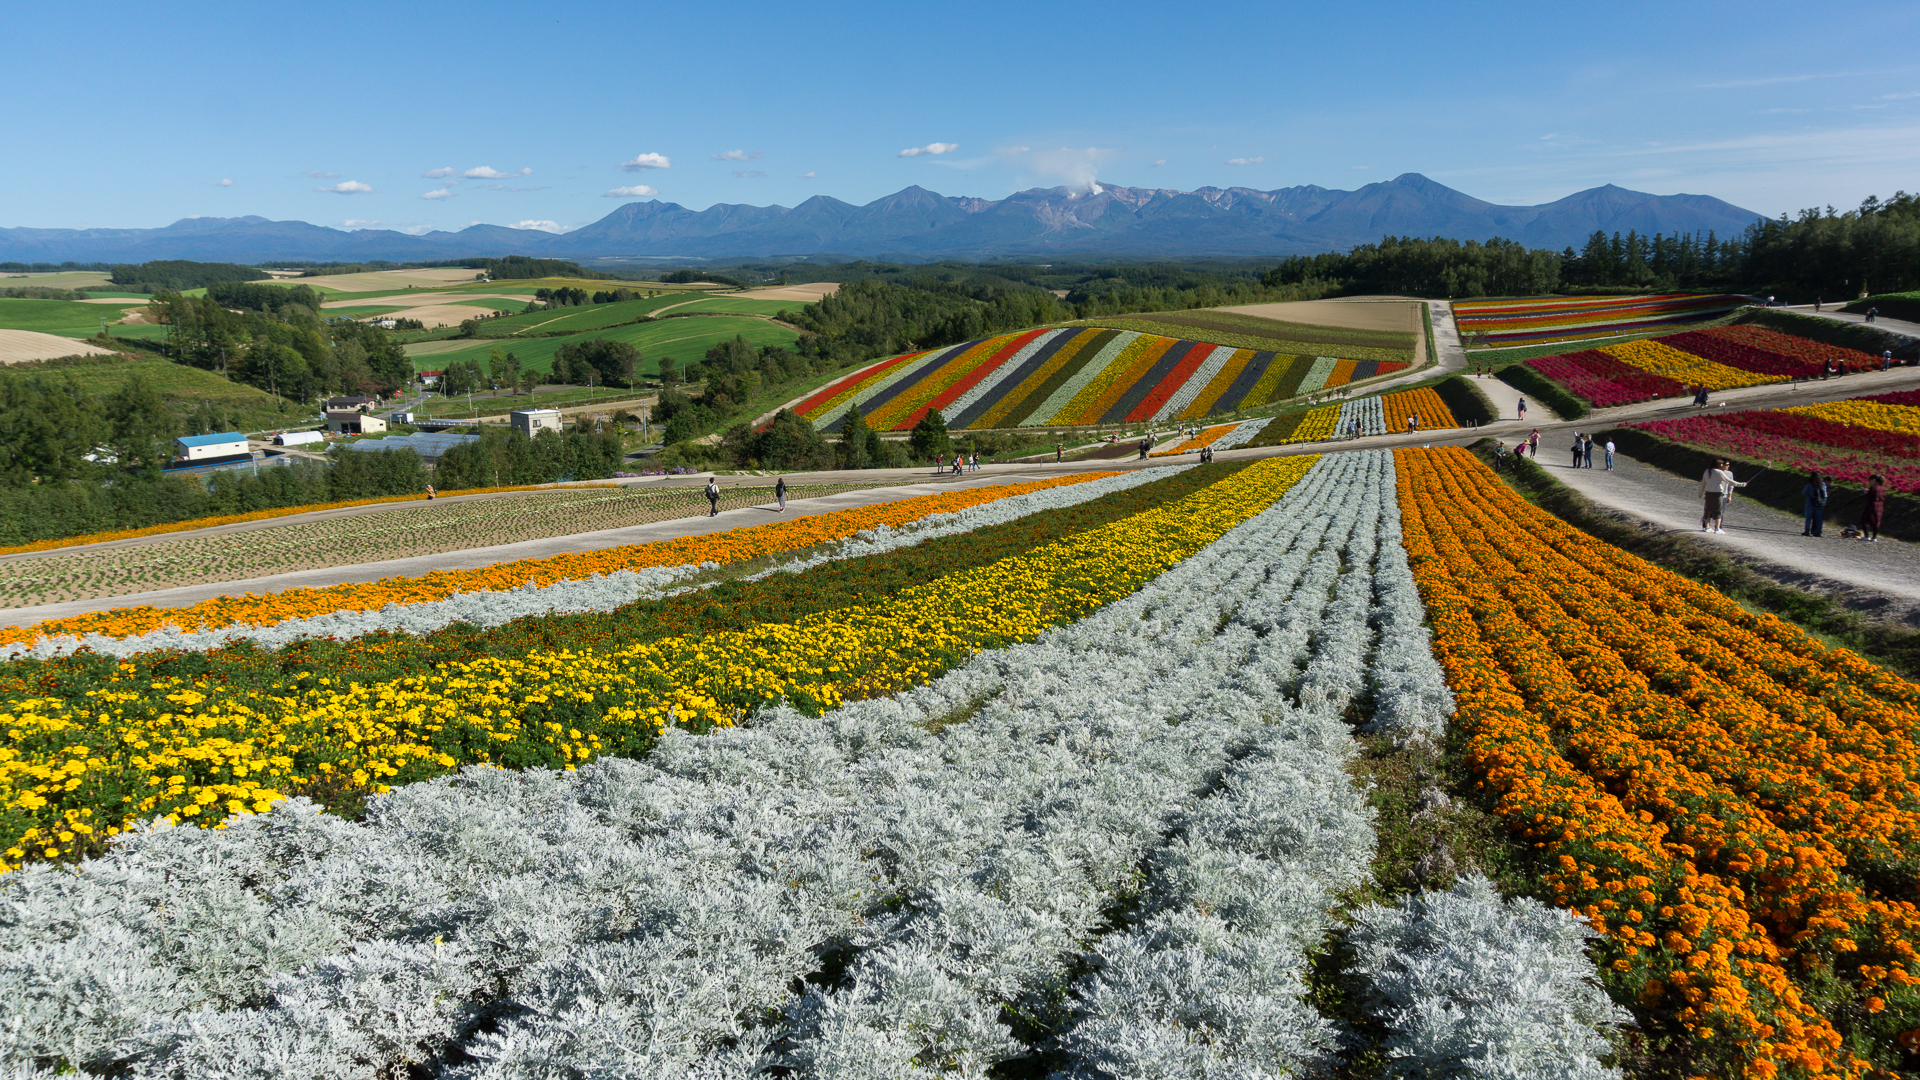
[1541,452,1920,619]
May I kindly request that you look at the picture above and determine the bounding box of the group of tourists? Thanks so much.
[934,454,979,475]
[1701,462,1889,540]
[1566,433,1614,470]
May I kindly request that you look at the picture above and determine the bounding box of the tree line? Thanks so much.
[145,291,413,402]
[108,260,266,293]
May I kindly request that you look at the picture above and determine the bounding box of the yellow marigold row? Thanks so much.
[1601,338,1785,391]
[0,473,1116,649]
[1784,399,1920,437]
[0,458,1316,873]
[0,481,623,558]
[1286,403,1342,443]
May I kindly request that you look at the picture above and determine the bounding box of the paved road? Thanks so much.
[1540,452,1920,620]
[1780,304,1920,345]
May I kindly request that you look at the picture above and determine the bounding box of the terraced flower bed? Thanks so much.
[0,482,891,607]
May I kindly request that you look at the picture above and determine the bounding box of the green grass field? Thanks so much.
[665,296,803,316]
[405,315,799,376]
[466,295,702,338]
[0,297,147,337]
[0,357,297,432]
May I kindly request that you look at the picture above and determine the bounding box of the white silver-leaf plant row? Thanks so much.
[0,451,1628,1079]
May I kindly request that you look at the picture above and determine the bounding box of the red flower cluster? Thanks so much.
[1525,349,1688,406]
[1631,415,1920,492]
[1662,328,1822,378]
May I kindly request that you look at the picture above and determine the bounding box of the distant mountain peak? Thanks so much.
[0,177,1763,262]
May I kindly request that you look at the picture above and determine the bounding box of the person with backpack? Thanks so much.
[705,477,720,517]
[1571,433,1584,468]
[1801,471,1827,537]
[774,475,787,512]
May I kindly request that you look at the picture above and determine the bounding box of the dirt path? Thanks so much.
[1540,451,1920,617]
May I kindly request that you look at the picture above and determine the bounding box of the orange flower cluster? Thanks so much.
[1380,387,1459,431]
[2,473,1117,649]
[0,482,621,558]
[1395,445,1920,1077]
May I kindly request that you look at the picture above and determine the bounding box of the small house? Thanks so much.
[326,411,387,435]
[174,432,249,462]
[274,430,326,448]
[511,408,563,438]
[325,396,376,413]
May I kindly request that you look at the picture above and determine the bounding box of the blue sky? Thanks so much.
[3,0,1917,236]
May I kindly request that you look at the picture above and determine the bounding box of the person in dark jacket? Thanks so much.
[1801,471,1827,537]
[775,475,787,512]
[705,478,720,517]
[1858,473,1888,541]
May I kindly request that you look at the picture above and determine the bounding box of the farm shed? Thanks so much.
[174,432,249,461]
[273,430,326,447]
[326,411,387,435]
[511,408,563,438]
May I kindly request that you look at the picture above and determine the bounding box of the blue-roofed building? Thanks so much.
[173,432,249,462]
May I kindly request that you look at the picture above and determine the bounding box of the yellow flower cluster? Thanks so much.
[1287,403,1342,443]
[1785,399,1920,436]
[0,458,1316,872]
[1600,338,1785,391]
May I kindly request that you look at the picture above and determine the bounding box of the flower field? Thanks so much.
[1147,416,1272,456]
[794,327,1411,432]
[1246,386,1462,445]
[1454,294,1746,348]
[1630,388,1920,492]
[1399,445,1920,1076]
[1525,325,1875,407]
[9,439,1920,1076]
[0,482,897,609]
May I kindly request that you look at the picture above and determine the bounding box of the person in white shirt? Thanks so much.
[1603,439,1615,470]
[1699,459,1746,533]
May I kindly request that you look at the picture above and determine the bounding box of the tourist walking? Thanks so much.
[1857,474,1888,541]
[1603,438,1615,470]
[1699,459,1746,533]
[1801,471,1826,536]
[1868,306,1879,324]
[1528,429,1540,457]
[705,478,721,517]
[1055,443,1063,463]
[775,475,787,512]
[1885,350,1895,372]
[1516,396,1527,422]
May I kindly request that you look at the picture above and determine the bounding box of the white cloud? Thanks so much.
[801,171,817,178]
[604,184,658,197]
[421,188,456,201]
[318,180,373,194]
[620,152,672,172]
[508,220,565,233]
[1152,159,1167,167]
[995,146,1031,156]
[422,167,456,178]
[341,219,384,229]
[304,169,339,179]
[1226,156,1266,166]
[1881,91,1920,100]
[1698,70,1855,90]
[1031,146,1118,192]
[465,166,533,179]
[898,142,959,158]
[733,169,767,178]
[713,149,763,162]
[217,178,234,186]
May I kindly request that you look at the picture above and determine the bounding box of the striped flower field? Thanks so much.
[791,326,1410,432]
[1454,293,1746,348]
[1526,324,1882,407]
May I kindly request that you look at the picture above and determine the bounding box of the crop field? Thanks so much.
[1628,387,1920,492]
[0,330,120,364]
[406,314,799,376]
[1525,324,1879,407]
[0,297,146,338]
[463,294,705,337]
[0,481,895,608]
[1071,308,1418,363]
[13,444,1914,1076]
[664,295,804,316]
[1454,293,1747,349]
[0,271,113,290]
[796,327,1413,434]
[6,450,1920,1076]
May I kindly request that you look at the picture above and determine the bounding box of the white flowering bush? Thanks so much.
[1336,394,1387,437]
[1344,875,1630,1079]
[1209,416,1272,450]
[22,467,1185,660]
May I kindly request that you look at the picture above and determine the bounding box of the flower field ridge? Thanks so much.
[0,450,1626,1078]
[1632,389,1920,492]
[1397,445,1920,1076]
[1,473,1115,650]
[806,327,1409,432]
[0,460,1308,874]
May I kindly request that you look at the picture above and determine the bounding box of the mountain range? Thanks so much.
[0,174,1763,264]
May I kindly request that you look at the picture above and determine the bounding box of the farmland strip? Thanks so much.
[952,329,1087,429]
[1098,338,1202,423]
